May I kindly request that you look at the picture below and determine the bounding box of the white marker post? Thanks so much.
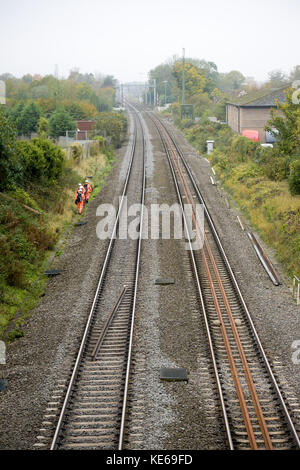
[206,140,214,155]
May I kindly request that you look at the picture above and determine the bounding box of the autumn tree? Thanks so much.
[172,61,212,99]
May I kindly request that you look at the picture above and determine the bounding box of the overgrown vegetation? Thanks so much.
[93,112,127,148]
[0,100,124,342]
[175,92,300,279]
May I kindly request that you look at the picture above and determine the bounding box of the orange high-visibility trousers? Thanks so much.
[77,199,84,214]
[84,184,93,203]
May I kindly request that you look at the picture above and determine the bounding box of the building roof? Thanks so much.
[77,120,96,131]
[227,83,292,107]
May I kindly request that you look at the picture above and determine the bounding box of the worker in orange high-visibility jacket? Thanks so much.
[83,179,93,204]
[75,184,83,203]
[75,188,85,214]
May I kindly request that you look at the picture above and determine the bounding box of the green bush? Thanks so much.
[90,141,100,156]
[16,140,46,182]
[230,136,260,163]
[262,155,288,181]
[93,135,105,151]
[288,159,300,195]
[230,163,263,184]
[210,150,231,171]
[32,138,65,181]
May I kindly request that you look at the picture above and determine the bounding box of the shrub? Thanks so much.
[70,143,82,162]
[93,135,105,152]
[90,141,100,156]
[262,155,288,181]
[288,159,300,195]
[210,150,231,171]
[230,136,260,163]
[9,187,40,211]
[16,140,46,182]
[32,138,65,181]
[0,234,26,288]
[231,163,263,184]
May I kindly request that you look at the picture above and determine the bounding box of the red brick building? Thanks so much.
[76,120,96,140]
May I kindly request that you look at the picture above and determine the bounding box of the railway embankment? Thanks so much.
[169,117,300,283]
[0,150,113,344]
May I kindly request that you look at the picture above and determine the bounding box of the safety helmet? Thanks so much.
[85,179,88,183]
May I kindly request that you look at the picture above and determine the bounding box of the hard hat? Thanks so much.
[85,179,88,183]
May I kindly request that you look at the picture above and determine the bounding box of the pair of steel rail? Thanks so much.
[50,108,146,450]
[145,108,300,450]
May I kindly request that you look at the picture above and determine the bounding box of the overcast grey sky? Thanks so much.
[0,0,298,83]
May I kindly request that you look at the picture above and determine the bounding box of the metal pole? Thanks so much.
[163,81,167,105]
[154,79,156,107]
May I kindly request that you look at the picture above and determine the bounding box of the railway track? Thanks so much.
[142,107,300,450]
[48,108,146,450]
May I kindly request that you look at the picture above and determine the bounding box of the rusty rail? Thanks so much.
[248,232,281,286]
[147,109,300,450]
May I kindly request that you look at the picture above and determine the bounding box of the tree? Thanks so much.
[37,117,49,138]
[9,102,25,135]
[76,83,93,101]
[172,61,211,99]
[265,89,300,156]
[102,75,117,88]
[267,69,288,88]
[0,106,16,190]
[17,101,41,136]
[94,112,126,148]
[49,108,76,138]
[217,70,245,93]
[149,63,177,103]
[22,74,33,84]
[289,65,300,82]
